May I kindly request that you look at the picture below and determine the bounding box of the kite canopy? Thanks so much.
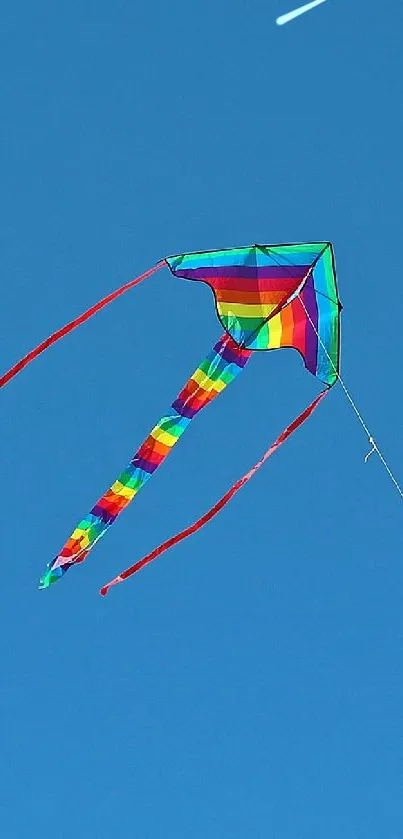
[166,242,341,387]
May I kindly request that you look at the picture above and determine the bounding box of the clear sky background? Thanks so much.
[1,1,403,837]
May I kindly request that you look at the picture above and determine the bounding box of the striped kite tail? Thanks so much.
[39,334,252,588]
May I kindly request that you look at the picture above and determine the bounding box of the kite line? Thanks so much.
[260,245,403,502]
[297,294,403,500]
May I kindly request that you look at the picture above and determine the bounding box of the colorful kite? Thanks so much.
[1,242,342,593]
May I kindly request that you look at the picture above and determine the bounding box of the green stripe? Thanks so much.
[321,246,337,298]
[265,243,325,256]
[172,247,253,267]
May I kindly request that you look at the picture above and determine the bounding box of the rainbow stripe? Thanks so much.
[39,334,251,588]
[166,242,340,386]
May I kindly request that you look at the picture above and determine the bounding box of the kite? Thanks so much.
[2,242,343,593]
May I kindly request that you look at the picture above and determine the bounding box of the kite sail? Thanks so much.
[0,242,342,593]
[166,243,339,384]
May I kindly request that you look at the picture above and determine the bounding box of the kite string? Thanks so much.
[261,245,402,499]
[297,294,403,500]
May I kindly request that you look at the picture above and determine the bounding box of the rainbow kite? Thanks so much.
[1,242,341,594]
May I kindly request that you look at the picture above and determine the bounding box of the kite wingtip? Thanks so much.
[38,561,66,590]
[38,573,52,590]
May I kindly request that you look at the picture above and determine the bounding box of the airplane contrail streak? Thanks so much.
[276,0,328,26]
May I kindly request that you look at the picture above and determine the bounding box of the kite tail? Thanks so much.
[39,334,252,588]
[0,263,163,390]
[100,389,328,596]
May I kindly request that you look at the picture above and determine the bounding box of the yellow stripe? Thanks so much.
[267,313,283,349]
[111,480,137,500]
[150,425,178,447]
[70,528,90,548]
[71,526,87,540]
[192,368,226,393]
[219,301,280,319]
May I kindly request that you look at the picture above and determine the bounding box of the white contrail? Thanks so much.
[276,0,327,26]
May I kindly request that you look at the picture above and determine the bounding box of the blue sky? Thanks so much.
[1,1,403,836]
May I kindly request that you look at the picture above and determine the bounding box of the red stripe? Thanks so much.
[0,262,163,389]
[180,390,217,413]
[176,379,214,409]
[209,276,305,293]
[99,493,129,515]
[136,445,167,466]
[289,297,307,357]
[138,436,171,459]
[100,389,329,596]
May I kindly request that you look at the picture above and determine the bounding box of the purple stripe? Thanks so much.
[172,398,199,420]
[217,341,249,367]
[131,455,159,474]
[301,278,318,376]
[91,505,117,525]
[174,265,309,280]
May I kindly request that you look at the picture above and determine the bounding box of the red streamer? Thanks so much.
[0,262,162,389]
[100,388,329,596]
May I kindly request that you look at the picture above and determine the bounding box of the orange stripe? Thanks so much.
[215,289,290,306]
[280,300,295,346]
[179,378,211,402]
[183,390,217,413]
[289,298,306,354]
[139,436,171,458]
[102,492,129,512]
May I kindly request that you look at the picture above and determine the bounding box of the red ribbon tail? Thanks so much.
[100,389,329,597]
[0,262,163,389]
